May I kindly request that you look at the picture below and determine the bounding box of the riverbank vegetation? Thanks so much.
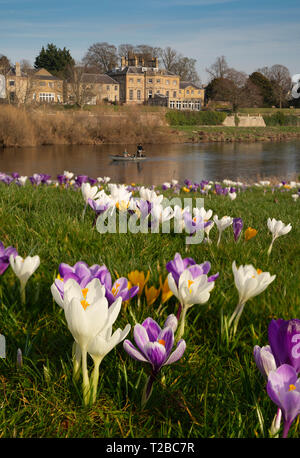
[1,104,300,148]
[0,177,299,437]
[0,105,176,148]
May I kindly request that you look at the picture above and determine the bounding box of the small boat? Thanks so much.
[110,155,147,162]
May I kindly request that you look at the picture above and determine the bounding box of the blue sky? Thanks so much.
[1,0,299,82]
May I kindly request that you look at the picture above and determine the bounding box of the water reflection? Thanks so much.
[0,141,299,185]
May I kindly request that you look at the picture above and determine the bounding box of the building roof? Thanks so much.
[81,73,119,85]
[180,81,202,90]
[108,66,177,77]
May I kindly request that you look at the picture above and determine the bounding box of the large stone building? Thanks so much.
[67,73,120,105]
[108,53,204,110]
[5,63,63,103]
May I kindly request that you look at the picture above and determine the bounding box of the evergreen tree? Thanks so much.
[34,43,75,78]
[249,71,275,107]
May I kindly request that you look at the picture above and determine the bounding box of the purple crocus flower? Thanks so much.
[105,276,139,306]
[253,345,277,379]
[166,252,196,285]
[11,172,19,179]
[75,175,89,186]
[188,262,219,283]
[267,364,300,438]
[87,199,109,223]
[183,212,211,235]
[0,241,18,275]
[57,174,68,185]
[88,177,97,186]
[184,179,192,188]
[123,314,186,405]
[53,261,111,302]
[268,319,300,374]
[29,174,43,186]
[232,217,243,242]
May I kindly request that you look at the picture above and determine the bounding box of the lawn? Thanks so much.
[0,178,299,438]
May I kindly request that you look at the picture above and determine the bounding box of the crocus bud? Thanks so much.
[16,348,22,368]
[164,314,178,333]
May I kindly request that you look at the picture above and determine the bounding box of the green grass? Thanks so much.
[173,125,300,142]
[0,181,299,438]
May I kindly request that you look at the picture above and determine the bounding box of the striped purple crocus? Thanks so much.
[51,261,111,307]
[0,241,18,275]
[103,273,139,306]
[232,217,243,242]
[123,314,186,406]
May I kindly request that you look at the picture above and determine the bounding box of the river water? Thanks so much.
[0,141,299,185]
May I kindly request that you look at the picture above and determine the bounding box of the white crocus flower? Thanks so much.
[173,205,191,232]
[62,278,110,405]
[9,254,40,304]
[63,171,74,180]
[139,186,164,205]
[267,218,292,255]
[81,183,101,219]
[228,261,276,335]
[213,215,233,246]
[81,182,101,203]
[193,207,214,243]
[18,176,27,186]
[87,297,130,403]
[168,268,215,339]
[150,203,174,230]
[228,192,237,200]
[171,179,178,186]
[292,194,299,202]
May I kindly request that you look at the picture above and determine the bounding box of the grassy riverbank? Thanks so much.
[0,179,299,438]
[1,105,300,147]
[176,125,300,143]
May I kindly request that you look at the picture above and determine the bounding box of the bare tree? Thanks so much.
[159,46,179,72]
[118,43,135,58]
[82,42,118,72]
[20,59,34,75]
[159,47,201,83]
[66,64,97,106]
[0,54,11,76]
[206,56,230,80]
[172,56,201,84]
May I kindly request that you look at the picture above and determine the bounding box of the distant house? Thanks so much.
[67,73,120,105]
[6,63,63,104]
[30,68,63,103]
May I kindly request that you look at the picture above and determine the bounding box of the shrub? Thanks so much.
[165,110,226,126]
[263,111,300,126]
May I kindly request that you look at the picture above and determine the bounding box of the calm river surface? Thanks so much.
[0,141,299,185]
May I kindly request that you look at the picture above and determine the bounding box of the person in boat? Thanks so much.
[122,148,130,158]
[136,143,145,157]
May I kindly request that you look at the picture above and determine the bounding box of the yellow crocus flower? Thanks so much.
[127,270,150,297]
[159,275,173,304]
[145,284,161,306]
[245,227,258,241]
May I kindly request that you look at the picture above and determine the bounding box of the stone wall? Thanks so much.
[223,114,266,127]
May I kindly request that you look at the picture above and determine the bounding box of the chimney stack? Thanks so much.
[15,62,21,77]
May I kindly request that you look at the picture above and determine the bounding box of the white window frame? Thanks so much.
[39,92,55,102]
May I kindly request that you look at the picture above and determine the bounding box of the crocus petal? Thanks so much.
[164,339,186,365]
